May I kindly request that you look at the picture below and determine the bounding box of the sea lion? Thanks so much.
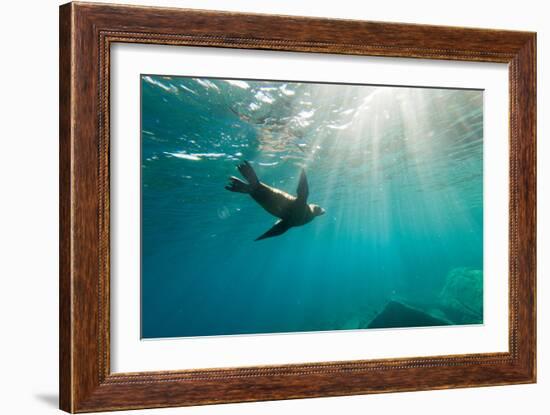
[225,161,325,241]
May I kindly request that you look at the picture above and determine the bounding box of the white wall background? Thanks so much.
[0,1,546,414]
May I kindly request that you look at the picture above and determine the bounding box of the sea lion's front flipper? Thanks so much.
[296,169,309,204]
[255,220,291,241]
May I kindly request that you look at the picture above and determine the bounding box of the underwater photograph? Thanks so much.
[141,74,484,339]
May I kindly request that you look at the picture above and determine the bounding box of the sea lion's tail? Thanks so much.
[225,176,252,193]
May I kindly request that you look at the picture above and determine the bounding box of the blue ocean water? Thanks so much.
[141,75,483,338]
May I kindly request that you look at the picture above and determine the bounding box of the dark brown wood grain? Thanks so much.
[59,3,73,411]
[59,2,536,413]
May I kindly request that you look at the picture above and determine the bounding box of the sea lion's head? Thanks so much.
[310,204,326,217]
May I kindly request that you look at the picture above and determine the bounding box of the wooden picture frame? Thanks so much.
[59,2,536,412]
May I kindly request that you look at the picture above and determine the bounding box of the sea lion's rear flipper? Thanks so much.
[296,169,309,204]
[237,161,259,187]
[255,220,291,241]
[225,176,252,193]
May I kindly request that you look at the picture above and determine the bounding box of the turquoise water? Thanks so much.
[141,75,483,338]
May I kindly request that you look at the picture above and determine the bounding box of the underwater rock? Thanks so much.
[367,300,450,329]
[439,267,483,324]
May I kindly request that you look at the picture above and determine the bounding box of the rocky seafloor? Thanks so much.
[341,267,484,330]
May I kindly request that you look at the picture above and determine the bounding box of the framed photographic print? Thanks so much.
[59,2,536,412]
